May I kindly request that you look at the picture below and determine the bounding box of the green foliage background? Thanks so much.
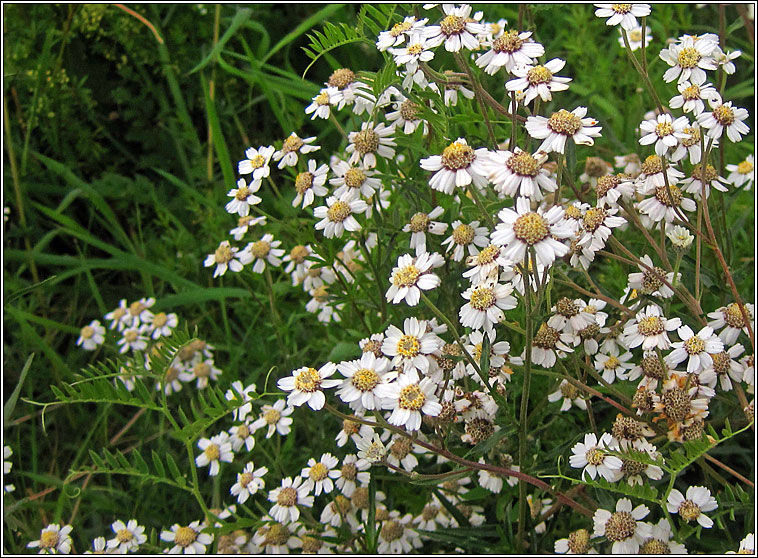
[3,3,754,554]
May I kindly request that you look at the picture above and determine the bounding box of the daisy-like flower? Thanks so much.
[117,326,149,354]
[77,320,105,351]
[666,224,694,252]
[529,321,575,368]
[728,533,755,555]
[249,519,303,554]
[660,34,719,84]
[682,163,729,199]
[462,243,513,285]
[491,197,573,268]
[238,145,275,180]
[555,528,595,554]
[377,511,423,553]
[595,344,635,383]
[320,495,360,529]
[282,244,312,286]
[639,113,690,157]
[84,536,106,554]
[617,439,664,487]
[595,3,650,30]
[623,305,682,351]
[638,518,688,554]
[291,159,328,209]
[204,240,249,278]
[377,16,428,51]
[196,433,234,476]
[106,519,147,554]
[726,154,754,190]
[268,476,314,523]
[696,97,751,143]
[484,147,556,201]
[525,107,602,154]
[230,462,268,504]
[313,193,368,239]
[459,280,517,331]
[250,399,294,438]
[707,302,755,344]
[225,177,262,217]
[305,87,337,120]
[548,379,587,411]
[441,220,489,262]
[105,299,131,331]
[666,324,724,374]
[637,183,697,223]
[475,29,545,74]
[505,58,572,106]
[376,368,442,431]
[278,363,341,411]
[577,204,626,253]
[636,154,685,194]
[437,72,476,106]
[243,233,285,274]
[627,254,678,299]
[385,252,444,306]
[570,432,623,482]
[180,358,222,389]
[382,317,443,374]
[330,159,380,199]
[667,485,718,527]
[146,312,178,339]
[424,4,484,52]
[618,25,651,51]
[402,207,448,254]
[334,454,370,497]
[593,498,651,553]
[420,137,489,195]
[272,132,319,169]
[652,375,711,441]
[228,420,255,453]
[386,97,427,135]
[389,31,435,73]
[669,80,718,116]
[346,121,396,168]
[414,494,453,530]
[160,521,213,554]
[355,430,387,464]
[229,214,266,241]
[326,67,375,114]
[336,351,393,412]
[301,453,341,496]
[672,123,708,164]
[225,381,258,422]
[27,524,74,554]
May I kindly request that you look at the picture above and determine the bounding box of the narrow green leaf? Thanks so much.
[189,8,253,74]
[202,73,235,188]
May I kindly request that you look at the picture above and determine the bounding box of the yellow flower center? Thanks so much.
[560,381,579,399]
[315,91,330,106]
[469,286,497,310]
[654,185,683,207]
[493,30,524,53]
[641,267,666,293]
[392,264,421,288]
[328,68,355,89]
[344,167,366,188]
[681,126,701,147]
[124,329,138,343]
[309,462,329,481]
[691,164,718,182]
[681,84,701,101]
[399,384,426,410]
[476,244,500,265]
[440,14,466,36]
[116,529,134,543]
[684,335,706,355]
[712,104,736,126]
[604,355,621,370]
[655,121,674,138]
[276,486,298,506]
[264,408,281,425]
[341,462,357,480]
[396,334,420,357]
[724,302,749,328]
[407,43,424,55]
[507,151,539,176]
[637,316,664,336]
[640,539,670,554]
[663,388,691,421]
[294,367,321,392]
[381,520,405,542]
[586,448,605,465]
[547,109,582,136]
[248,154,265,168]
[567,529,590,554]
[641,154,664,175]
[289,245,309,264]
[263,523,290,546]
[441,141,476,170]
[452,223,475,245]
[174,526,198,548]
[390,20,412,37]
[326,201,352,222]
[152,312,168,328]
[612,4,632,13]
[239,472,254,487]
[604,511,637,542]
[81,325,95,338]
[204,443,220,461]
[194,362,211,377]
[353,129,380,155]
[214,243,233,264]
[129,301,146,316]
[294,172,314,194]
[526,65,553,86]
[40,531,60,549]
[736,160,752,175]
[629,29,643,42]
[399,99,420,121]
[565,205,582,220]
[678,500,702,522]
[282,134,304,153]
[408,212,431,232]
[534,323,560,348]
[512,212,550,245]
[312,285,329,303]
[353,368,380,391]
[583,207,608,233]
[677,47,701,69]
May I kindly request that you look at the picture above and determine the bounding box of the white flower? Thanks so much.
[381,317,444,374]
[440,79,475,107]
[27,524,74,554]
[160,521,213,554]
[225,381,258,422]
[459,280,517,331]
[548,379,587,411]
[272,133,320,169]
[666,224,694,251]
[639,113,690,157]
[386,252,443,306]
[117,326,149,354]
[334,454,370,496]
[595,3,651,30]
[475,29,545,74]
[204,240,249,277]
[105,299,132,331]
[313,193,368,239]
[627,254,678,299]
[570,432,623,482]
[577,205,626,253]
[636,154,685,195]
[179,358,222,389]
[525,107,602,154]
[196,433,233,476]
[230,461,268,504]
[684,163,730,199]
[329,159,380,199]
[84,536,106,554]
[377,16,428,51]
[669,80,718,116]
[146,312,178,340]
[441,220,489,262]
[595,344,635,383]
[666,325,724,374]
[414,495,453,530]
[77,320,105,351]
[726,154,754,190]
[355,431,387,463]
[639,518,688,554]
[106,519,147,553]
[268,476,314,523]
[250,519,303,554]
[346,121,396,168]
[660,35,719,84]
[225,177,262,216]
[386,96,427,135]
[491,196,573,268]
[243,233,285,274]
[696,98,751,142]
[305,87,336,120]
[420,137,489,195]
[336,352,393,412]
[326,67,375,114]
[505,58,572,105]
[402,207,447,254]
[375,368,442,431]
[227,420,255,453]
[707,302,755,345]
[618,25,651,51]
[729,533,755,555]
[462,243,513,285]
[376,511,423,553]
[389,31,435,71]
[623,305,682,351]
[229,214,266,241]
[593,498,651,554]
[637,183,697,223]
[425,4,484,52]
[666,485,718,528]
[554,528,595,554]
[484,147,556,201]
[250,399,294,438]
[292,159,329,209]
[301,453,341,496]
[529,321,575,368]
[238,145,274,180]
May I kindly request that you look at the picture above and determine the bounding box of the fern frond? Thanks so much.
[301,22,371,77]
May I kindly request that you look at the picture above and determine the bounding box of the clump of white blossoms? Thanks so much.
[525,107,602,153]
[420,138,489,195]
[385,251,443,306]
[484,147,556,201]
[424,3,484,52]
[313,193,368,239]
